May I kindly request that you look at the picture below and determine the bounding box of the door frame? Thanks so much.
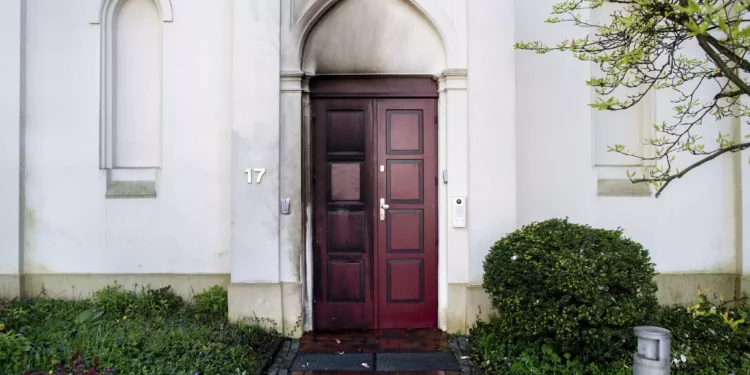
[303,75,440,331]
[300,73,469,332]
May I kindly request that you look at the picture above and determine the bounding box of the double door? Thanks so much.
[313,97,438,330]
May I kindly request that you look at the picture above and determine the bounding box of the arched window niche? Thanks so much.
[93,0,172,198]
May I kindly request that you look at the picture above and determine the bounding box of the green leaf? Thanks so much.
[75,308,98,324]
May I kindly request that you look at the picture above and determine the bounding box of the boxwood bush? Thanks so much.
[482,218,658,362]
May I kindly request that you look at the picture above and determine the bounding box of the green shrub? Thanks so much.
[92,282,136,316]
[470,317,632,375]
[93,283,184,318]
[470,300,750,375]
[138,285,185,313]
[482,218,658,362]
[193,285,228,321]
[651,294,750,374]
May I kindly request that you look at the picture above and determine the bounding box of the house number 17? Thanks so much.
[244,168,266,184]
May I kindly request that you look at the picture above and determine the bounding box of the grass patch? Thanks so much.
[0,283,280,375]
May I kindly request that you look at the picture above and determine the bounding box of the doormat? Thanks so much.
[376,352,461,371]
[290,353,374,371]
[288,352,461,372]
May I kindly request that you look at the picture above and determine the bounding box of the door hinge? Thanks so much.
[434,115,438,125]
[435,238,439,246]
[435,176,438,186]
[312,114,316,125]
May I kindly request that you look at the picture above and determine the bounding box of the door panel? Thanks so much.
[376,99,438,329]
[312,95,437,330]
[313,99,375,331]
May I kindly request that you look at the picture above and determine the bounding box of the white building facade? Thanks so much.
[0,0,747,335]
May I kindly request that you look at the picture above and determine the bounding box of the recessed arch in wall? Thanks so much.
[285,0,456,73]
[91,0,173,24]
[301,0,446,75]
[93,0,168,170]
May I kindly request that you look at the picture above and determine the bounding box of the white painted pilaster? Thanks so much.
[280,71,305,284]
[441,70,469,285]
[467,0,517,283]
[230,0,281,284]
[0,0,22,297]
[741,93,750,286]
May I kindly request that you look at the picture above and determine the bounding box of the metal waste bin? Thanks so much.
[633,326,670,375]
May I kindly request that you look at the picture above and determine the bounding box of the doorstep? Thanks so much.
[291,371,459,374]
[264,329,482,375]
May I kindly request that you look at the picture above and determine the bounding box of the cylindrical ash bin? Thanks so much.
[633,326,670,375]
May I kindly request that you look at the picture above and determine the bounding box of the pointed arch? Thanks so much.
[284,0,457,72]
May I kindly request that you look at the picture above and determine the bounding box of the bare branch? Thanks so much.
[632,142,750,197]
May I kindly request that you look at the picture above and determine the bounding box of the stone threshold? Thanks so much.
[290,352,459,372]
[264,336,482,375]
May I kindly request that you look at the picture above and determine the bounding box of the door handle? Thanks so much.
[380,198,389,221]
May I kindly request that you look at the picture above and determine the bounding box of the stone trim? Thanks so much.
[21,273,229,300]
[447,283,492,333]
[655,273,741,305]
[597,178,651,197]
[453,276,745,333]
[280,70,306,93]
[105,181,157,199]
[228,282,303,337]
[467,284,491,327]
[0,274,22,298]
[439,69,468,91]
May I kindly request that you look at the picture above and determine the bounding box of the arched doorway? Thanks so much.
[297,0,448,330]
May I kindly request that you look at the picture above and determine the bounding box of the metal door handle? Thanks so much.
[380,198,388,220]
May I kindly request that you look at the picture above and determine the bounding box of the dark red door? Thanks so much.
[313,98,375,331]
[375,99,437,329]
[312,81,437,330]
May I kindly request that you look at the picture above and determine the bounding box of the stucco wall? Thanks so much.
[515,0,739,277]
[0,0,22,291]
[1,0,745,330]
[466,0,517,284]
[22,0,232,275]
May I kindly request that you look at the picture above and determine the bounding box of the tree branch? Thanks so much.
[697,35,750,95]
[632,142,750,197]
[704,33,750,74]
[715,89,744,100]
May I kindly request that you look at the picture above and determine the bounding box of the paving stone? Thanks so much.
[458,337,468,351]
